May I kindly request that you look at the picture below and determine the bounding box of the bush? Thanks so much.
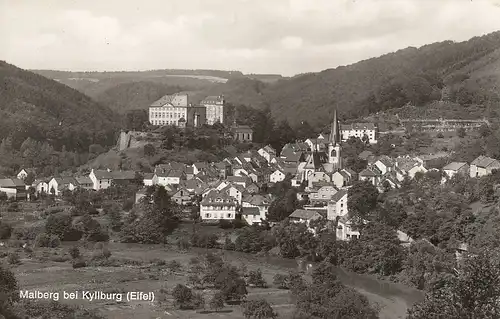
[177,236,191,250]
[167,260,182,272]
[72,258,87,269]
[0,221,12,239]
[12,224,43,241]
[7,252,20,265]
[34,233,50,247]
[242,299,277,319]
[122,199,134,211]
[69,246,80,259]
[436,132,444,138]
[49,235,61,248]
[247,269,267,288]
[273,274,289,289]
[172,284,204,310]
[219,219,233,229]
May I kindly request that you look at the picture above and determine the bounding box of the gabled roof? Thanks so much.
[242,207,260,216]
[359,168,377,177]
[143,173,154,180]
[54,177,77,185]
[289,209,322,220]
[75,176,93,185]
[471,155,500,168]
[226,176,250,184]
[110,170,136,180]
[200,189,237,206]
[304,152,323,170]
[340,123,376,131]
[200,95,224,104]
[0,178,25,188]
[443,162,468,171]
[376,155,394,168]
[193,162,208,169]
[343,168,357,176]
[243,194,271,206]
[92,169,114,179]
[330,189,348,203]
[232,125,253,133]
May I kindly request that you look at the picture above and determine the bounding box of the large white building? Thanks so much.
[148,93,206,127]
[201,95,224,125]
[200,189,237,221]
[340,123,378,144]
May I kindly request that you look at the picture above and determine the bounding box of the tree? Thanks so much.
[172,284,194,309]
[347,181,379,222]
[456,127,466,138]
[242,299,278,319]
[247,269,267,288]
[0,221,12,239]
[273,273,289,289]
[479,124,491,138]
[408,249,500,319]
[215,265,248,302]
[209,291,225,312]
[143,143,156,157]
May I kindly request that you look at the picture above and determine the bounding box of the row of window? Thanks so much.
[204,213,233,218]
[151,120,180,126]
[151,112,185,118]
[202,206,234,210]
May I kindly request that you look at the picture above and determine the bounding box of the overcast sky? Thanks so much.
[2,0,500,76]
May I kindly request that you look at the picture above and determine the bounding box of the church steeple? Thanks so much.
[328,109,342,170]
[329,108,341,145]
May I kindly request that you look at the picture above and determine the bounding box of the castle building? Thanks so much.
[148,93,206,127]
[201,95,225,125]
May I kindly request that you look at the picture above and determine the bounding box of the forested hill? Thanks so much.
[0,61,120,175]
[260,31,500,126]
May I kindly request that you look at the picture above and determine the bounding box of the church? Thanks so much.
[299,109,344,182]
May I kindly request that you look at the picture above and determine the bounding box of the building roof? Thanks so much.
[343,168,357,176]
[443,162,468,171]
[226,176,250,184]
[377,155,394,168]
[282,151,303,163]
[232,125,253,133]
[200,95,224,104]
[200,189,237,206]
[54,177,77,185]
[330,189,348,203]
[0,178,25,188]
[359,168,377,177]
[304,152,323,170]
[471,155,499,168]
[150,93,188,107]
[340,123,376,131]
[358,150,373,160]
[75,176,93,185]
[193,162,208,170]
[396,158,420,172]
[92,169,114,179]
[110,170,136,180]
[143,173,154,180]
[242,207,260,216]
[243,194,271,206]
[289,209,322,220]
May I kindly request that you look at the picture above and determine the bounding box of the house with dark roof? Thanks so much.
[171,187,193,205]
[470,155,500,178]
[226,176,251,188]
[242,207,262,225]
[289,209,323,229]
[74,176,93,190]
[359,168,378,186]
[443,162,469,180]
[327,189,348,220]
[143,173,155,186]
[17,168,36,181]
[358,150,374,161]
[192,162,208,175]
[89,169,136,190]
[221,183,247,204]
[153,169,186,187]
[309,185,338,206]
[0,178,26,199]
[232,124,253,142]
[337,215,360,241]
[258,145,276,163]
[48,177,77,196]
[374,155,394,175]
[200,189,237,221]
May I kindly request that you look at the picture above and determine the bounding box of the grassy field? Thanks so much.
[1,241,422,319]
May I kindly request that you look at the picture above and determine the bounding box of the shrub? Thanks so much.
[34,233,50,247]
[167,260,182,272]
[219,219,233,229]
[12,224,44,240]
[242,299,278,319]
[273,274,289,289]
[436,132,444,138]
[49,235,61,248]
[177,236,191,250]
[247,269,267,288]
[72,258,87,269]
[209,291,225,312]
[7,252,20,265]
[0,221,12,239]
[69,246,80,259]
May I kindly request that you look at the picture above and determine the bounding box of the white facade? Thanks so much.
[153,174,182,186]
[336,219,360,241]
[270,170,286,183]
[327,191,348,221]
[89,170,112,190]
[149,93,189,126]
[200,204,237,221]
[35,181,49,194]
[340,124,377,144]
[201,96,224,125]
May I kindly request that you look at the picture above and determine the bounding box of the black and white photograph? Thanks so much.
[2,0,500,318]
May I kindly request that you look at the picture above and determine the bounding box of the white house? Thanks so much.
[192,162,208,175]
[143,173,154,186]
[374,156,394,175]
[340,123,378,144]
[226,176,251,188]
[443,162,469,180]
[17,168,35,180]
[332,171,349,189]
[327,189,348,221]
[34,179,49,195]
[200,189,237,221]
[336,216,360,241]
[470,155,500,178]
[307,171,331,189]
[153,170,185,186]
[359,168,378,186]
[270,169,286,183]
[289,209,323,232]
[89,169,113,191]
[309,186,338,206]
[48,177,77,196]
[74,176,93,190]
[258,145,276,163]
[242,194,270,225]
[221,183,246,205]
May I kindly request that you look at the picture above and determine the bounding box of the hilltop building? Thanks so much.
[340,123,378,144]
[148,93,206,127]
[201,95,225,125]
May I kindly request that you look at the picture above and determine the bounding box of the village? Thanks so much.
[1,93,496,247]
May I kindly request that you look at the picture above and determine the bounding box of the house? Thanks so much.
[34,179,50,195]
[221,183,246,205]
[443,162,469,180]
[340,123,378,144]
[89,169,113,190]
[226,176,251,188]
[242,207,262,225]
[135,188,148,204]
[214,161,232,179]
[289,209,323,228]
[332,171,350,188]
[192,162,208,175]
[149,93,207,127]
[309,186,338,206]
[201,95,225,125]
[200,189,238,221]
[232,125,253,142]
[171,187,193,205]
[336,216,360,241]
[17,168,35,180]
[258,145,276,163]
[327,189,348,220]
[270,169,286,183]
[0,178,27,199]
[359,168,378,186]
[143,173,154,186]
[245,183,259,194]
[470,155,500,178]
[153,169,186,187]
[48,177,77,196]
[74,176,93,190]
[242,194,271,224]
[395,158,427,179]
[307,171,331,189]
[374,156,394,175]
[110,170,137,185]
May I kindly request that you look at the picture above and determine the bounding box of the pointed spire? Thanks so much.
[330,109,341,145]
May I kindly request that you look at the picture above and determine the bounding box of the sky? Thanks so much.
[2,0,500,76]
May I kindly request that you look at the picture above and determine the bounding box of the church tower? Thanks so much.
[328,109,342,170]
